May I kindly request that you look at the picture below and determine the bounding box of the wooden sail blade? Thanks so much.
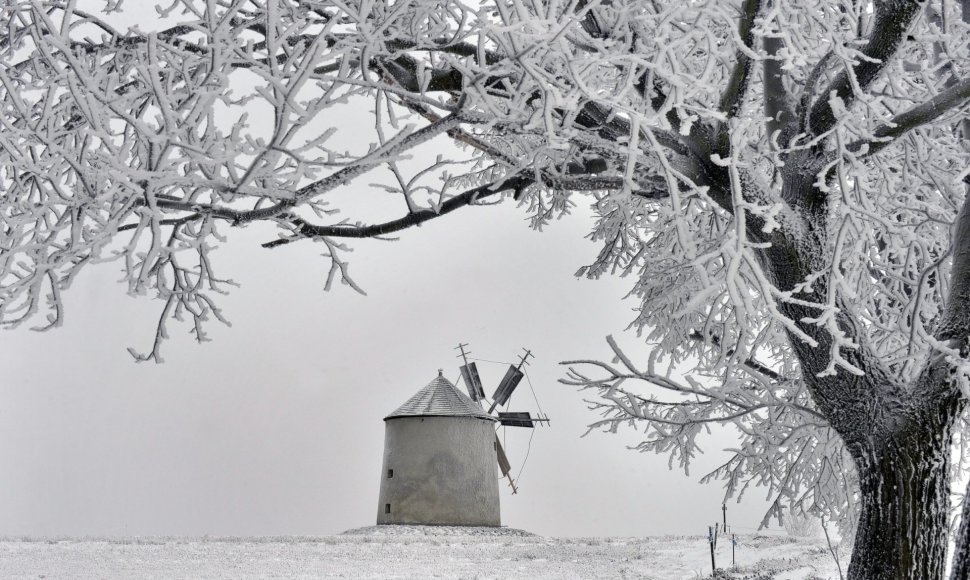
[494,434,517,494]
[496,434,512,476]
[498,411,534,428]
[460,362,486,401]
[490,365,523,410]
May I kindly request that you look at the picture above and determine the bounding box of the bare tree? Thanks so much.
[2,1,970,576]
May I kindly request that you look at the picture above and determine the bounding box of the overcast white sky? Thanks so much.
[0,200,778,538]
[0,2,778,539]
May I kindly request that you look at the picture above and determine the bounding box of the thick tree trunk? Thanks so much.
[952,473,970,580]
[843,396,961,580]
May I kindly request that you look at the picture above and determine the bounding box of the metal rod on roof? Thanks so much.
[455,343,471,366]
[456,342,487,402]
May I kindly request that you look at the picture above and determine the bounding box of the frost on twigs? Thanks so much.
[562,334,858,534]
[4,1,970,570]
[2,0,653,358]
[556,0,970,560]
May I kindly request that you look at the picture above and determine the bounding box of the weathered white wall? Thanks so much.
[377,417,500,526]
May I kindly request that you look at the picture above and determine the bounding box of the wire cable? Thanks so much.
[466,355,544,487]
[522,367,545,417]
[468,357,512,366]
[514,428,536,484]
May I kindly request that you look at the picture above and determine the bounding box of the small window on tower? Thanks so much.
[385,503,391,514]
[387,469,394,478]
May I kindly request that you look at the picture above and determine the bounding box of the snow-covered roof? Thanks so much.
[385,372,496,421]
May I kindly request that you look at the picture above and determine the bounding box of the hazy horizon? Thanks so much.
[0,3,778,540]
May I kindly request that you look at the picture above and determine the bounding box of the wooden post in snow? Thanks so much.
[732,533,737,569]
[708,526,716,575]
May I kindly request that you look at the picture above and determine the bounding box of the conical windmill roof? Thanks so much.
[385,372,496,421]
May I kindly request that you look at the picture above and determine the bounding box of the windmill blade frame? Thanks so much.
[498,411,535,428]
[494,434,517,494]
[460,362,486,401]
[489,365,523,412]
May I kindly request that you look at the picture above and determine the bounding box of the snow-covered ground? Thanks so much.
[0,528,841,579]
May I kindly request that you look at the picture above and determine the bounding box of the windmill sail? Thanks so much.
[492,365,523,407]
[460,362,486,401]
[495,435,517,494]
[498,411,550,428]
[496,435,512,476]
[498,411,534,428]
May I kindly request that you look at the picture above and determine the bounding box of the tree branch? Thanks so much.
[952,472,970,580]
[936,152,970,342]
[764,35,793,148]
[795,51,836,135]
[807,0,925,138]
[848,77,970,157]
[260,175,533,247]
[576,101,692,157]
[718,0,763,123]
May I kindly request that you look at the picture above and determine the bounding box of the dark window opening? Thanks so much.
[384,503,391,514]
[387,469,394,478]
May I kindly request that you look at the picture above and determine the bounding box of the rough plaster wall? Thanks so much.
[376,417,500,526]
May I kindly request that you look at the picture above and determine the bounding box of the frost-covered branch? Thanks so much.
[261,174,534,246]
[716,0,763,148]
[5,2,970,572]
[849,77,970,157]
[561,335,854,531]
[763,33,793,149]
[807,0,927,138]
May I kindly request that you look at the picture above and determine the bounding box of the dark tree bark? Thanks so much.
[952,473,970,580]
[841,392,962,579]
[765,184,968,578]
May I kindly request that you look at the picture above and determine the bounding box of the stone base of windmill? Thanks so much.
[342,525,536,537]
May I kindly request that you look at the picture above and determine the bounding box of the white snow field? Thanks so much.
[0,527,841,579]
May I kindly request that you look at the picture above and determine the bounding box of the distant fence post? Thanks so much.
[708,526,716,575]
[722,503,727,532]
[732,533,737,569]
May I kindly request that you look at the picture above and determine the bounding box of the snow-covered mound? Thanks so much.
[0,533,839,579]
[342,524,536,537]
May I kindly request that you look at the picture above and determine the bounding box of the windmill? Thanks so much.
[455,343,550,494]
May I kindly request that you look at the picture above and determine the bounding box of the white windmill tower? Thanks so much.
[375,345,548,526]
